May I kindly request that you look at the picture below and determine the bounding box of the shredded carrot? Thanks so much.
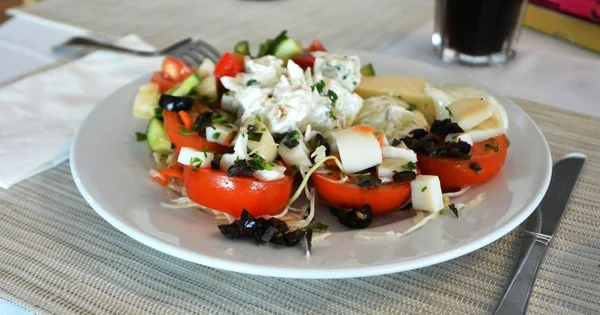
[178,111,194,130]
[351,125,375,134]
[375,131,385,147]
[224,133,234,146]
[159,168,184,179]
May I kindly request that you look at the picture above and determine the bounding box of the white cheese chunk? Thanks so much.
[220,133,249,171]
[335,129,382,174]
[424,83,455,120]
[411,175,445,213]
[445,133,473,146]
[381,145,417,162]
[253,165,287,181]
[465,115,505,143]
[312,52,361,91]
[377,158,414,179]
[447,98,493,130]
[196,59,215,79]
[205,123,237,146]
[243,118,278,162]
[278,140,312,168]
[177,147,213,168]
[220,92,239,114]
[243,55,285,87]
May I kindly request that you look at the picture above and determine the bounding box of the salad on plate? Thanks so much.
[132,31,509,253]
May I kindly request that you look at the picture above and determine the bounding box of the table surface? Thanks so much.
[1,0,600,314]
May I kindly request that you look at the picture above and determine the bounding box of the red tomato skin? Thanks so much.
[183,167,293,218]
[162,110,228,154]
[162,57,194,82]
[214,52,245,79]
[151,72,177,93]
[417,134,509,191]
[307,39,327,52]
[311,174,412,216]
[291,53,316,70]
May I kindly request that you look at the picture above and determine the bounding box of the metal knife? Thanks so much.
[494,153,586,315]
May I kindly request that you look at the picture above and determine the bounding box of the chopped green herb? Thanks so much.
[248,131,263,142]
[255,114,261,122]
[135,132,146,141]
[328,90,338,108]
[421,186,427,192]
[179,127,191,136]
[247,154,274,171]
[449,203,459,218]
[234,40,250,55]
[391,138,402,146]
[212,116,229,125]
[306,221,329,232]
[312,80,325,94]
[342,72,349,80]
[485,143,500,152]
[328,110,337,120]
[199,96,216,107]
[153,107,164,120]
[446,107,453,117]
[470,162,482,175]
[190,157,202,165]
[402,161,417,171]
[452,134,459,140]
[288,130,301,140]
[202,145,208,158]
[246,79,260,86]
[212,132,221,140]
[460,154,472,161]
[260,127,267,132]
[407,103,417,111]
[357,174,372,183]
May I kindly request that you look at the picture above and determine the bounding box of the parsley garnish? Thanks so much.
[255,114,261,122]
[328,90,338,108]
[190,157,202,172]
[248,131,263,142]
[357,174,372,182]
[446,107,453,117]
[312,80,325,94]
[328,111,337,120]
[470,162,482,175]
[202,145,208,158]
[247,154,274,171]
[407,103,417,111]
[452,134,459,140]
[153,107,164,120]
[449,203,459,218]
[212,132,221,140]
[135,132,146,141]
[421,186,427,192]
[199,96,216,107]
[179,127,191,136]
[306,221,329,232]
[485,143,499,152]
[246,79,260,86]
[460,154,472,161]
[402,161,417,171]
[212,116,229,125]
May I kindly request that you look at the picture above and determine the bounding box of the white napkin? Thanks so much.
[0,35,163,189]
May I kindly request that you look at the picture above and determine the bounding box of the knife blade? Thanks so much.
[494,153,586,315]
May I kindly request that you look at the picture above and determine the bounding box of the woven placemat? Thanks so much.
[1,99,598,315]
[9,0,433,52]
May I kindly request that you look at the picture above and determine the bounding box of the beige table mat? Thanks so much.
[1,99,598,315]
[9,0,433,52]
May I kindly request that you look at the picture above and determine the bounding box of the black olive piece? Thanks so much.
[409,128,428,139]
[269,235,287,246]
[193,111,215,137]
[237,209,259,235]
[283,229,307,246]
[271,132,287,143]
[470,162,482,174]
[430,119,463,136]
[456,141,472,154]
[305,229,313,254]
[336,205,373,229]
[393,171,417,183]
[329,206,340,217]
[358,176,382,189]
[283,138,300,149]
[247,124,257,132]
[227,159,254,177]
[313,133,331,156]
[268,217,289,234]
[247,130,263,142]
[218,223,243,239]
[158,94,193,112]
[211,154,222,170]
[255,225,277,244]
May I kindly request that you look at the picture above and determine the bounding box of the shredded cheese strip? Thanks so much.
[286,155,344,208]
[353,211,439,241]
[288,188,316,229]
[248,143,279,156]
[443,186,470,197]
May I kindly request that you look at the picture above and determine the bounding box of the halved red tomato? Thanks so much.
[307,39,327,52]
[162,57,194,82]
[311,173,412,216]
[151,72,178,93]
[214,52,245,79]
[291,53,316,70]
[418,134,509,191]
[162,110,228,154]
[183,166,294,218]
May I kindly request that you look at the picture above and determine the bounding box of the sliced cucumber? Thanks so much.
[360,63,376,76]
[234,40,250,55]
[165,74,202,96]
[146,118,172,154]
[132,82,160,119]
[273,38,303,61]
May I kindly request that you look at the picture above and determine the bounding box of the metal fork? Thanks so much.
[52,37,221,67]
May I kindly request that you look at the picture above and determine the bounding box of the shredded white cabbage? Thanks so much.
[311,231,332,244]
[288,188,316,229]
[443,186,470,197]
[248,143,279,156]
[310,145,327,163]
[353,211,439,241]
[287,155,344,208]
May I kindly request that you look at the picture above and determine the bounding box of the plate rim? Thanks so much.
[70,52,553,279]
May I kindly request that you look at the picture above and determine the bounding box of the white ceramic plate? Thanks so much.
[71,52,552,279]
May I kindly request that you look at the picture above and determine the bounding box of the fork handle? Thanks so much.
[53,37,158,56]
[494,237,548,315]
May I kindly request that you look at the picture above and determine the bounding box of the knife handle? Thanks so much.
[494,235,548,315]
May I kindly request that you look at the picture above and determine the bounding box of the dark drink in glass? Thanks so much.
[433,0,528,66]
